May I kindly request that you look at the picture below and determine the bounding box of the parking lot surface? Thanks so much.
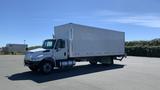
[0,55,160,90]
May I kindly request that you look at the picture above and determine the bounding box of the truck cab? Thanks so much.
[24,39,75,74]
[42,39,68,60]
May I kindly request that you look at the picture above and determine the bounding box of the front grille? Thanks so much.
[24,60,40,66]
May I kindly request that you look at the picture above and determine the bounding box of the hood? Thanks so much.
[29,48,47,52]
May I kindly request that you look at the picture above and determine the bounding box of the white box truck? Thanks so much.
[24,23,126,74]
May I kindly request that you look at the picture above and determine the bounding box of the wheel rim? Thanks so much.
[43,63,52,73]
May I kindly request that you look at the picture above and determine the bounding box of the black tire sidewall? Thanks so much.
[29,66,38,72]
[89,61,97,65]
[40,61,53,74]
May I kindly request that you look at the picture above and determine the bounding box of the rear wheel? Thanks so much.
[89,60,97,65]
[101,60,113,65]
[40,61,53,74]
[100,57,114,65]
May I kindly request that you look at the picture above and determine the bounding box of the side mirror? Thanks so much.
[26,47,28,51]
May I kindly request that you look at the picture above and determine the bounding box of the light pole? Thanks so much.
[24,40,26,45]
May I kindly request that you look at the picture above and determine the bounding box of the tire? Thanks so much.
[89,60,97,65]
[40,61,53,74]
[101,58,114,65]
[29,66,38,72]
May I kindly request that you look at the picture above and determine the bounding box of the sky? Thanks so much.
[0,0,160,47]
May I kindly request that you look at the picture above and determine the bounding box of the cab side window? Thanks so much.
[60,39,65,48]
[55,39,65,49]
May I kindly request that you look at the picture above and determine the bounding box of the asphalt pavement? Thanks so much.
[0,55,160,90]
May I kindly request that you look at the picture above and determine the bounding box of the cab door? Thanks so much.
[54,39,68,60]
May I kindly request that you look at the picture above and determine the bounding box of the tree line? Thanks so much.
[125,38,160,57]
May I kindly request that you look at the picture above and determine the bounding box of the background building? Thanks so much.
[4,44,28,54]
[0,48,2,54]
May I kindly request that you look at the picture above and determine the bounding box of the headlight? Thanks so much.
[26,52,33,56]
[31,54,44,61]
[35,54,44,60]
[37,54,44,58]
[24,52,33,60]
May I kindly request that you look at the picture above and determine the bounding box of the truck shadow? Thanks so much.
[7,64,125,83]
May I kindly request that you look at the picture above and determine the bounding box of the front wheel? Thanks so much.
[40,61,53,74]
[29,66,38,72]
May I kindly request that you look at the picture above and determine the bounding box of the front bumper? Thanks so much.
[24,60,40,67]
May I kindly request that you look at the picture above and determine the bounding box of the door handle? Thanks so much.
[64,52,66,56]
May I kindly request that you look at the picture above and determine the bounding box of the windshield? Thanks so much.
[42,39,56,49]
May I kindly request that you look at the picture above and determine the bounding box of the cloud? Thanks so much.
[106,15,160,28]
[94,10,125,16]
[95,10,160,28]
[53,10,160,28]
